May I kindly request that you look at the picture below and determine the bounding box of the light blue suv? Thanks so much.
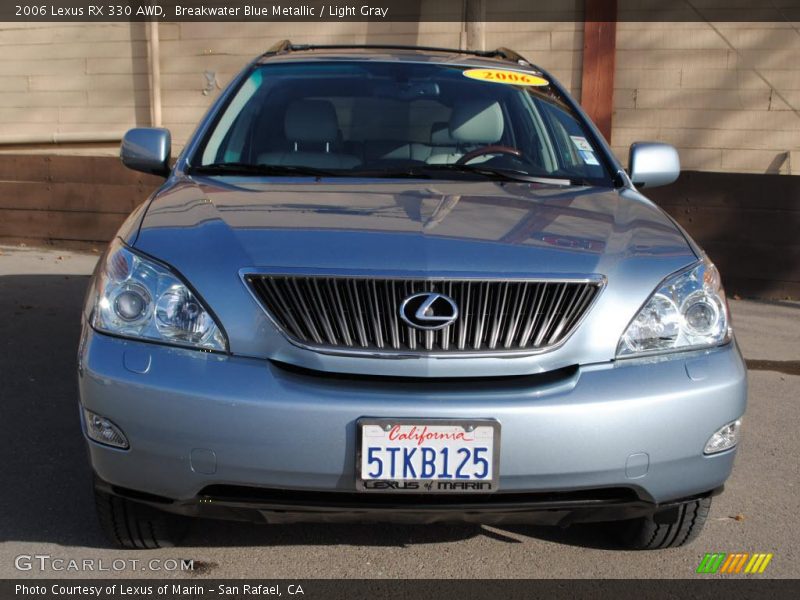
[79,43,746,549]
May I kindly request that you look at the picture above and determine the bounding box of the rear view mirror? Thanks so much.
[120,128,171,177]
[628,142,680,188]
[374,81,440,100]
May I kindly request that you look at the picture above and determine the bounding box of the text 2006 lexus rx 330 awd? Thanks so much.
[79,43,746,550]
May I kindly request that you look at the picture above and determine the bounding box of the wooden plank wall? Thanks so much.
[0,155,162,243]
[0,154,797,299]
[646,171,800,300]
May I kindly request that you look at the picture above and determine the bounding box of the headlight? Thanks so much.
[90,239,226,351]
[617,256,730,357]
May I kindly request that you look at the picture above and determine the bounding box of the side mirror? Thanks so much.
[120,127,171,177]
[628,142,680,188]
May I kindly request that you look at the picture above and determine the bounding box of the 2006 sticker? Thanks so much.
[463,68,549,87]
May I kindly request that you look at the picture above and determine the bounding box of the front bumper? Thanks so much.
[79,328,746,520]
[93,477,724,526]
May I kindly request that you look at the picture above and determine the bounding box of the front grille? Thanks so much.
[246,275,602,355]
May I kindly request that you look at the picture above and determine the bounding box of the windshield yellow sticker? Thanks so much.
[463,68,549,87]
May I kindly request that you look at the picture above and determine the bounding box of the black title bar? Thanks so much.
[4,0,800,22]
[4,579,800,600]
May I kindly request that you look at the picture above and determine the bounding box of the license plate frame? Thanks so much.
[356,418,501,493]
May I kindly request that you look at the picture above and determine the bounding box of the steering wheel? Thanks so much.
[455,145,523,165]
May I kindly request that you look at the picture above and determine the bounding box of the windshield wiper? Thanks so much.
[355,164,575,185]
[190,162,340,178]
[190,162,597,186]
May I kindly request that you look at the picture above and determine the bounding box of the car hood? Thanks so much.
[132,176,697,375]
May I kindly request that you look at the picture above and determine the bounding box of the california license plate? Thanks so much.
[356,419,500,493]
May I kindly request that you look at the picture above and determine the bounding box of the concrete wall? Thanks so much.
[0,21,583,154]
[0,23,156,143]
[3,20,799,173]
[611,22,800,174]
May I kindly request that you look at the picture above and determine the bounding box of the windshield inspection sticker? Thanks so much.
[463,68,549,86]
[570,136,600,165]
[570,136,594,152]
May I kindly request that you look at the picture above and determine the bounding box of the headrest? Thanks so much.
[430,121,456,146]
[284,100,339,143]
[449,99,504,144]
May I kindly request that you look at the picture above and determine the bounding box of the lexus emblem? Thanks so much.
[399,292,459,330]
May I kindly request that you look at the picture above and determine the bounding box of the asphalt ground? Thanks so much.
[0,243,798,579]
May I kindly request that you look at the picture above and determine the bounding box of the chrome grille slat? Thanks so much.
[365,280,383,348]
[440,281,453,351]
[247,275,601,355]
[404,280,417,350]
[366,280,382,348]
[503,282,528,348]
[559,283,597,343]
[472,281,489,350]
[287,278,323,344]
[310,278,337,345]
[262,278,304,339]
[457,281,470,350]
[328,279,353,347]
[349,279,368,347]
[387,280,401,349]
[548,284,585,345]
[518,283,545,348]
[533,283,567,347]
[488,281,509,350]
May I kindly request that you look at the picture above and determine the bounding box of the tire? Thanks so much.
[94,488,188,549]
[616,497,712,550]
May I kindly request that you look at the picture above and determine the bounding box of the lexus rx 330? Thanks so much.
[78,43,746,550]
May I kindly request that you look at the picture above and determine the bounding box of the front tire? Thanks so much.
[94,489,188,549]
[617,497,712,550]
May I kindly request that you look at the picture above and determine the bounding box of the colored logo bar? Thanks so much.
[697,553,773,574]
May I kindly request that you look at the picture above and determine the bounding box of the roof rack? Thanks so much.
[493,47,530,65]
[264,39,293,55]
[260,41,531,65]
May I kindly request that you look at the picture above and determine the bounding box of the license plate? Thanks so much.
[356,418,500,493]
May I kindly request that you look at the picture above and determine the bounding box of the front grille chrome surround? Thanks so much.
[244,272,604,357]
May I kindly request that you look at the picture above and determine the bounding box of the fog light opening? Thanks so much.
[83,409,129,449]
[704,419,742,455]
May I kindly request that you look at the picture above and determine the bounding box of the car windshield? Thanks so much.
[192,61,613,186]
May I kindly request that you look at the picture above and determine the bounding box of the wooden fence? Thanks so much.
[647,171,800,300]
[0,155,161,243]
